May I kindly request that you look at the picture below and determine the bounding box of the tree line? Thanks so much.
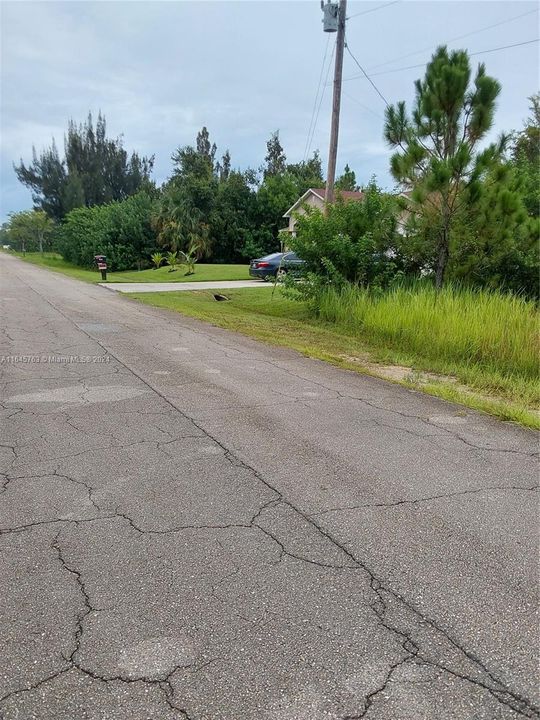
[3,114,356,269]
[2,47,539,297]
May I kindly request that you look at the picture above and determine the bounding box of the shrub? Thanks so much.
[287,180,402,302]
[56,192,156,271]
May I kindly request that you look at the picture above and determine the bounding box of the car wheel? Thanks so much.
[276,268,287,280]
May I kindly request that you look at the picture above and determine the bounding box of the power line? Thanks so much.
[344,37,389,106]
[343,90,384,120]
[305,39,336,161]
[367,7,538,73]
[303,34,331,162]
[347,0,399,21]
[344,38,540,82]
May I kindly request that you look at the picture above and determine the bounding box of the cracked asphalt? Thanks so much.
[0,252,538,720]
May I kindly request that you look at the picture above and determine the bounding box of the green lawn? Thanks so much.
[131,286,540,430]
[11,252,249,283]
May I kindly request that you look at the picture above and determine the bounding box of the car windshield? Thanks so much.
[284,252,299,261]
[260,253,283,261]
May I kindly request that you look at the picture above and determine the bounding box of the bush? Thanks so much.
[56,192,157,271]
[287,181,402,302]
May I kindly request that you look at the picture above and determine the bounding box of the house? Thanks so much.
[397,189,414,235]
[282,187,364,237]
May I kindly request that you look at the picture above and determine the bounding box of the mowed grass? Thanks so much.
[11,252,249,283]
[131,285,540,429]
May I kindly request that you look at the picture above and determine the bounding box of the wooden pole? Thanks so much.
[325,0,347,205]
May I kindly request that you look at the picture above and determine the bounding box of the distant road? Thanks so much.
[1,252,538,719]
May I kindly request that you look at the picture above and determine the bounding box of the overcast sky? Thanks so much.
[1,0,538,221]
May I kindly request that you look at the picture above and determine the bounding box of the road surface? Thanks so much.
[1,252,538,720]
[100,280,266,293]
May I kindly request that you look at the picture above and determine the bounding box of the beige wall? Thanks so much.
[287,193,325,234]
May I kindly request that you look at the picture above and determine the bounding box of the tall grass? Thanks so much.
[317,283,539,383]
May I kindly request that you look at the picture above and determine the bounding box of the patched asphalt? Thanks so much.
[0,253,538,719]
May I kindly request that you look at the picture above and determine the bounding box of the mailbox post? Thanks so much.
[94,254,108,281]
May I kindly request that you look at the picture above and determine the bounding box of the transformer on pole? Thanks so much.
[321,0,339,32]
[322,0,347,205]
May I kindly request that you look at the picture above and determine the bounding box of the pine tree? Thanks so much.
[14,113,154,220]
[287,151,324,195]
[335,164,357,191]
[264,131,286,178]
[196,126,217,166]
[220,150,231,181]
[511,93,540,217]
[384,46,504,288]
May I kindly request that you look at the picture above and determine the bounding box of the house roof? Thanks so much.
[311,188,365,201]
[283,187,364,218]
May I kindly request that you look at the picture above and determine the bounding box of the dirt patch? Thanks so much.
[339,356,455,385]
[339,354,540,421]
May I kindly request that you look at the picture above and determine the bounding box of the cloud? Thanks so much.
[1,0,538,219]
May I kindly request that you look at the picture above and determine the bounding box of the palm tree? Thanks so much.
[153,189,212,260]
[150,252,165,269]
[166,251,178,272]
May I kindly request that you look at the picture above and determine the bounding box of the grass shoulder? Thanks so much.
[130,286,540,430]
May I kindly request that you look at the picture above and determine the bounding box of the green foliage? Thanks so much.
[158,131,218,260]
[384,46,504,287]
[5,210,55,253]
[11,92,536,299]
[160,127,319,263]
[335,164,357,191]
[151,252,165,269]
[286,151,324,195]
[287,180,401,303]
[435,95,540,299]
[254,150,325,257]
[196,126,217,164]
[209,170,262,262]
[255,173,299,253]
[56,191,157,271]
[263,131,287,178]
[444,161,538,298]
[15,112,154,220]
[178,245,198,275]
[510,93,540,218]
[166,251,179,272]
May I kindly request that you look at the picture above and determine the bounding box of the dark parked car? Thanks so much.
[249,252,305,281]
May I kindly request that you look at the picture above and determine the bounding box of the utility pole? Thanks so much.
[323,0,347,205]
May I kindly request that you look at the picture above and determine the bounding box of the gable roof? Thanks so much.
[311,188,365,201]
[283,187,364,218]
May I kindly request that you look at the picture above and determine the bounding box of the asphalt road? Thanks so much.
[0,252,538,720]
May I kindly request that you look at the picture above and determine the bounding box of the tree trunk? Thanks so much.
[435,200,451,290]
[435,232,449,290]
[38,231,43,254]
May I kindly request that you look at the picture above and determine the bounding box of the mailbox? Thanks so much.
[94,254,108,280]
[321,0,338,32]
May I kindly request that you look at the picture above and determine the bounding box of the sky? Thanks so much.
[1,0,539,221]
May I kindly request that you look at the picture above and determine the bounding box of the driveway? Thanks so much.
[100,279,265,293]
[0,252,538,719]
